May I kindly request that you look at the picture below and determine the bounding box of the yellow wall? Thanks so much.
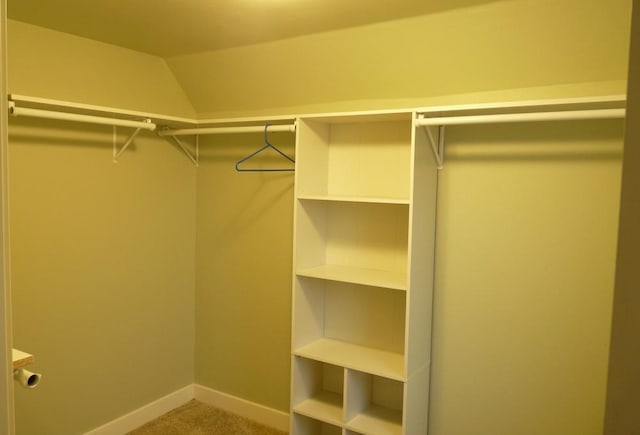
[8,20,196,118]
[7,22,197,434]
[431,121,623,434]
[195,133,295,411]
[167,0,631,118]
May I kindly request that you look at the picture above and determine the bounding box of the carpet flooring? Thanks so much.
[128,400,288,435]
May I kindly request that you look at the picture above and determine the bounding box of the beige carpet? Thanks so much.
[128,400,288,435]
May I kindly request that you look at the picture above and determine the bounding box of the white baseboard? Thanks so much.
[194,384,290,432]
[84,385,194,435]
[83,384,290,434]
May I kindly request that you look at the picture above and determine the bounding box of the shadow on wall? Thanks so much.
[8,117,118,150]
[211,177,294,247]
[196,131,295,246]
[443,119,625,163]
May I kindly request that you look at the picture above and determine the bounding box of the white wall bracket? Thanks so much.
[112,123,152,163]
[164,134,199,166]
[423,123,445,170]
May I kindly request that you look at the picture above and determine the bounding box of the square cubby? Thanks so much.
[345,370,404,435]
[292,357,345,426]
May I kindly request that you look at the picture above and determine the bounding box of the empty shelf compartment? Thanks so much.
[292,357,345,425]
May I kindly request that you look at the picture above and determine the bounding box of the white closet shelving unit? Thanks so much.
[288,95,626,435]
[290,111,438,435]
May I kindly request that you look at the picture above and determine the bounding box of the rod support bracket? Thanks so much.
[112,122,149,163]
[419,115,445,170]
[162,133,199,166]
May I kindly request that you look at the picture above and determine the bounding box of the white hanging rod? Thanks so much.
[416,108,625,127]
[157,123,296,137]
[9,103,156,131]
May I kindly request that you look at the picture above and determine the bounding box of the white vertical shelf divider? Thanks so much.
[290,111,437,434]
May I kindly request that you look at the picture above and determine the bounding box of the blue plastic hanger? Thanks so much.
[235,124,295,172]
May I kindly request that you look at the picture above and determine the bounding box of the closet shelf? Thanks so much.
[293,391,344,426]
[297,195,410,205]
[297,264,407,291]
[12,349,34,370]
[346,405,403,435]
[294,339,405,381]
[8,94,299,130]
[8,94,295,165]
[417,108,625,126]
[9,94,626,170]
[10,93,625,130]
[9,94,193,127]
[414,94,626,119]
[415,94,626,170]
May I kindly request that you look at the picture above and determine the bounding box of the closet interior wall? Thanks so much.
[430,119,623,435]
[4,0,633,434]
[194,132,294,412]
[7,20,197,435]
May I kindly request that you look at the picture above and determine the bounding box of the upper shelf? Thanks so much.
[8,94,297,130]
[9,94,626,130]
[9,94,194,128]
[8,94,626,169]
[414,94,626,120]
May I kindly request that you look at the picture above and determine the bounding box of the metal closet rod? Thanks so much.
[157,123,296,137]
[416,108,626,126]
[8,103,157,131]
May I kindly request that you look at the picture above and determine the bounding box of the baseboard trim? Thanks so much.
[83,384,290,434]
[84,385,194,435]
[194,384,290,432]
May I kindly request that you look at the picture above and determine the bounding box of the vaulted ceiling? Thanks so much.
[8,0,499,57]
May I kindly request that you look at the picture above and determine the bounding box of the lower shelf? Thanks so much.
[293,391,343,426]
[346,405,403,435]
[292,414,343,435]
[294,338,405,381]
[292,408,403,435]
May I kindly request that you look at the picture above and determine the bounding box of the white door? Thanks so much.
[1,0,16,433]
